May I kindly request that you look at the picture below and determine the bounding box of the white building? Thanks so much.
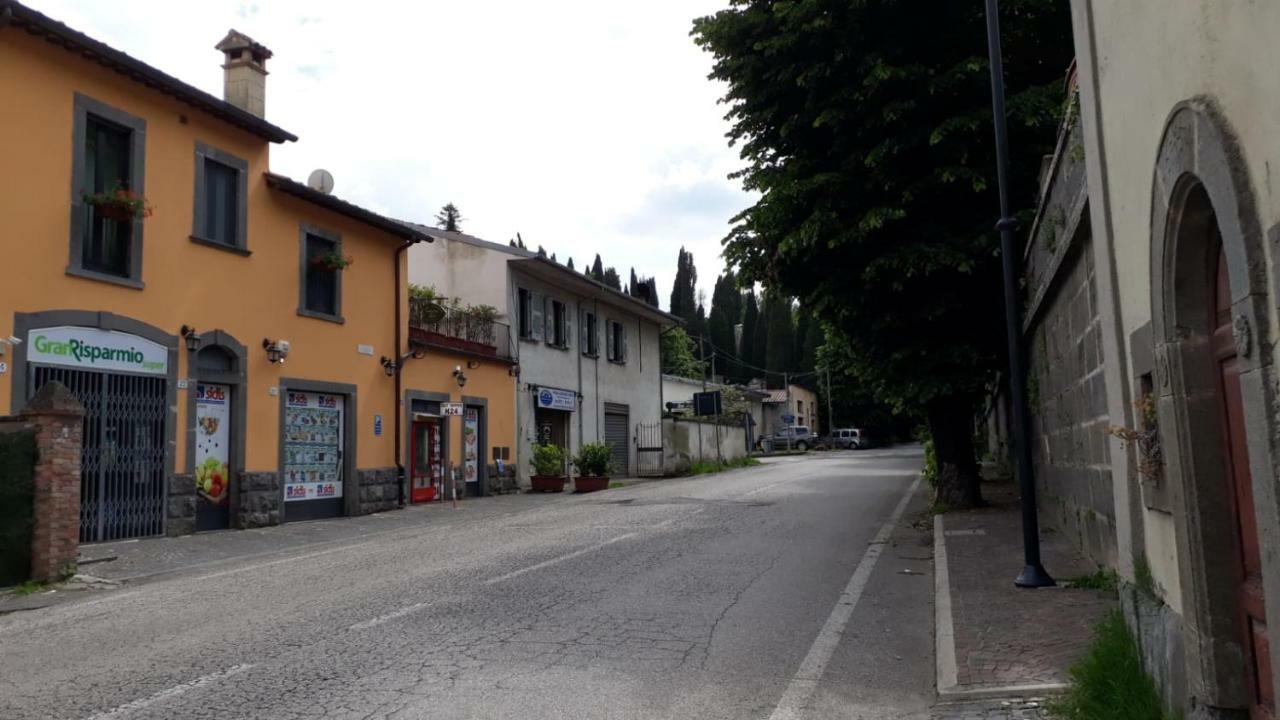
[407,229,680,482]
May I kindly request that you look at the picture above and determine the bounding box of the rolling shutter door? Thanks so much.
[603,404,629,476]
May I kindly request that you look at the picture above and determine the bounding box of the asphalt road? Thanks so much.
[0,447,934,720]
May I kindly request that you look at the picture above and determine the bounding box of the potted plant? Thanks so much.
[311,251,354,271]
[530,443,566,492]
[572,442,614,493]
[83,184,153,222]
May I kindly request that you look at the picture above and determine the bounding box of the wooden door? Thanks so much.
[1212,247,1274,718]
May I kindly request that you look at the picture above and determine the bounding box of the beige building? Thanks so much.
[995,3,1280,716]
[760,384,819,437]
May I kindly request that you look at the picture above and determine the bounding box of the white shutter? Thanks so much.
[620,322,628,363]
[563,303,573,349]
[580,310,590,354]
[530,292,545,341]
[543,296,555,344]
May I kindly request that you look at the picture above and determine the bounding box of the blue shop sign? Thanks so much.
[536,386,577,412]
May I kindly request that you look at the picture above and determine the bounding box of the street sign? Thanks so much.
[441,402,464,416]
[693,391,722,416]
[782,413,796,423]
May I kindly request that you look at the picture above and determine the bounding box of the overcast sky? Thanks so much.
[32,0,752,310]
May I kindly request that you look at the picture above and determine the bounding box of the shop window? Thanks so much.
[581,310,599,357]
[68,94,147,288]
[546,298,569,349]
[298,226,343,323]
[606,320,627,364]
[192,143,248,252]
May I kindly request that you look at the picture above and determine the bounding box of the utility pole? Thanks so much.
[825,365,834,438]
[784,372,793,452]
[984,0,1054,588]
[711,351,723,463]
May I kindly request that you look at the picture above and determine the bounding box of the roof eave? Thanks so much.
[265,173,434,242]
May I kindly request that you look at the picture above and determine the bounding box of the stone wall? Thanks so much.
[23,383,84,582]
[1027,233,1117,568]
[166,474,196,537]
[662,418,750,475]
[237,471,281,528]
[356,467,398,515]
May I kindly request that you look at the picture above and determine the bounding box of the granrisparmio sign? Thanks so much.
[27,326,168,375]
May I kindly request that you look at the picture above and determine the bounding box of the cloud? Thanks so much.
[25,0,757,310]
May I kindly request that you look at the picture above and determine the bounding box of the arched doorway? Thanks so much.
[1151,100,1280,717]
[187,331,247,532]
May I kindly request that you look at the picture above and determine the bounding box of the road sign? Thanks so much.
[441,402,464,416]
[782,413,796,423]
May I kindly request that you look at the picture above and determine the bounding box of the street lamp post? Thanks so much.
[983,0,1055,588]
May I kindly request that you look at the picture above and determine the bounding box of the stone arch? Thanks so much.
[1149,97,1278,713]
[185,329,248,532]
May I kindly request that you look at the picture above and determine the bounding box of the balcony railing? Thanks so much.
[408,298,514,361]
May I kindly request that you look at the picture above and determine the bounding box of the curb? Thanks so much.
[934,514,1069,700]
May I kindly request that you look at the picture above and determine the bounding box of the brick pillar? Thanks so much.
[24,382,85,583]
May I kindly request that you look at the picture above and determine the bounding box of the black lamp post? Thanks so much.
[983,0,1054,588]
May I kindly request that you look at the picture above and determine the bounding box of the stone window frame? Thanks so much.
[297,224,345,324]
[68,93,147,289]
[1148,97,1280,713]
[184,330,249,532]
[191,142,250,255]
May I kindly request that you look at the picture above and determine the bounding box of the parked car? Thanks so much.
[829,428,872,449]
[758,425,815,451]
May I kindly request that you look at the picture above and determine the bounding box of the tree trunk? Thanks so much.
[928,398,983,509]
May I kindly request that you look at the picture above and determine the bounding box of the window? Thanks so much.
[192,143,248,252]
[581,310,598,357]
[546,299,569,348]
[606,320,627,364]
[69,94,146,287]
[298,225,343,322]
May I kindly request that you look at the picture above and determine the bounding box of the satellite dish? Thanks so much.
[306,168,335,195]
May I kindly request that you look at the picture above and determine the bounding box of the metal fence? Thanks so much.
[636,421,663,477]
[408,298,514,360]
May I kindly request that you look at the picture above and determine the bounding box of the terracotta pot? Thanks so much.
[530,475,566,493]
[95,203,136,222]
[574,475,609,494]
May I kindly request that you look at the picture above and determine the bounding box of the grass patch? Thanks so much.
[1049,610,1170,720]
[1063,568,1120,592]
[12,580,45,596]
[686,456,762,476]
[608,481,630,489]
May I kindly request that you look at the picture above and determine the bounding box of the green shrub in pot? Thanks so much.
[531,444,565,477]
[573,442,614,478]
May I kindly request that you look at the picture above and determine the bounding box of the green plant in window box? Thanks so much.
[311,251,355,271]
[82,183,153,222]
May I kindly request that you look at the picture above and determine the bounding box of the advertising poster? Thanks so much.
[195,383,231,508]
[464,408,479,485]
[283,392,344,502]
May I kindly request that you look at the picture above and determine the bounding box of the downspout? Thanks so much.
[576,297,585,449]
[394,236,422,507]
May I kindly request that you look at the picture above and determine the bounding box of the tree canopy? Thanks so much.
[693,0,1072,506]
[435,203,463,232]
[661,327,705,380]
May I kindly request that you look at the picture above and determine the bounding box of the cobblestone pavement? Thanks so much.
[941,478,1113,691]
[932,697,1053,719]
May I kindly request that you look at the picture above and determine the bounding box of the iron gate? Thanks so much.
[32,366,167,542]
[636,421,663,477]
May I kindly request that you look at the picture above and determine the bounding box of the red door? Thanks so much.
[1212,248,1274,718]
[410,420,440,504]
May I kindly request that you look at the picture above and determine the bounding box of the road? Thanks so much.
[0,447,935,720]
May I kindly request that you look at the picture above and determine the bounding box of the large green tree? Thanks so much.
[738,288,761,382]
[708,271,742,378]
[668,248,699,322]
[694,0,1070,506]
[762,291,794,381]
[661,327,705,380]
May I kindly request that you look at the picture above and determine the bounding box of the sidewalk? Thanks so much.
[932,476,1115,718]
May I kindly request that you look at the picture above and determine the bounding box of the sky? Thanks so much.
[29,0,754,311]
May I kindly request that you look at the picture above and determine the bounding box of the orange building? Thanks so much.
[0,2,514,541]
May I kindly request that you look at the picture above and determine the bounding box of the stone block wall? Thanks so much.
[166,473,196,537]
[238,471,281,528]
[357,467,398,515]
[1027,234,1117,568]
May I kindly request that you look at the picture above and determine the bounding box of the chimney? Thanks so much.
[215,30,271,118]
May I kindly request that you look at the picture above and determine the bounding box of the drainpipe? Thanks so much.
[576,297,585,450]
[394,237,422,507]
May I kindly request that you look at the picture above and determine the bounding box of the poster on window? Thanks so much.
[195,383,231,507]
[282,392,344,502]
[464,408,479,485]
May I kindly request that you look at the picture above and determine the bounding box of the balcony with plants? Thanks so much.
[408,285,514,361]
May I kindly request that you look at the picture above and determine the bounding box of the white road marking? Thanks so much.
[348,602,429,631]
[83,663,253,720]
[740,481,787,499]
[767,474,923,720]
[484,533,639,585]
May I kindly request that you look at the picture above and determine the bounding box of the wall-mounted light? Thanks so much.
[380,356,398,377]
[181,325,201,352]
[263,338,290,364]
[453,365,468,387]
[466,359,480,369]
[508,363,520,378]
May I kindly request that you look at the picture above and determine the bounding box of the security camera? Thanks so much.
[277,340,291,359]
[6,336,21,345]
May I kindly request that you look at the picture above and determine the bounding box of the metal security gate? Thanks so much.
[32,366,167,543]
[603,404,630,477]
[635,421,663,477]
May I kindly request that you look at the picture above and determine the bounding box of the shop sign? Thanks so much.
[27,326,167,375]
[442,402,464,416]
[536,386,577,411]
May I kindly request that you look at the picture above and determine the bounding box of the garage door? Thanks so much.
[604,404,629,477]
